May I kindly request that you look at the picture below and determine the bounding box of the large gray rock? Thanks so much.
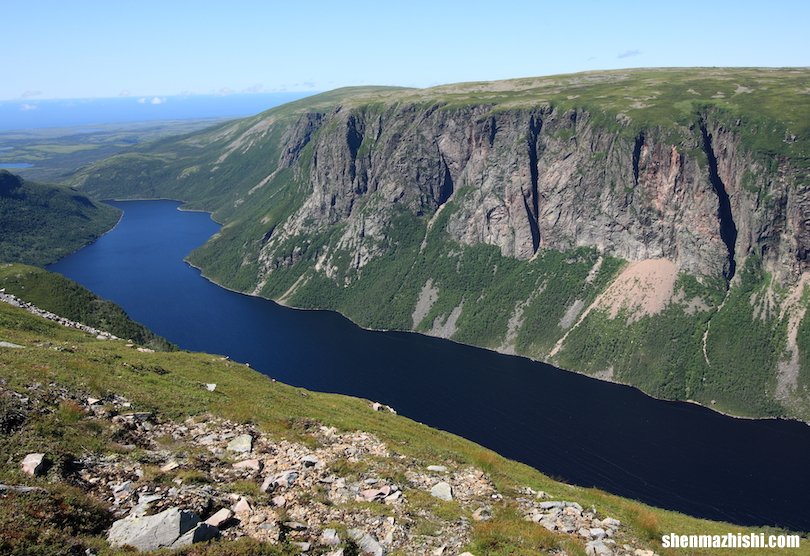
[227,434,253,453]
[171,522,220,548]
[108,507,214,551]
[430,481,453,501]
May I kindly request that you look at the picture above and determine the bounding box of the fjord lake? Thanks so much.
[49,200,810,531]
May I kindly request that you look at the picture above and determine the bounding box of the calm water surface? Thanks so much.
[49,200,810,531]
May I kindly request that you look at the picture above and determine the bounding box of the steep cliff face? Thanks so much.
[256,102,806,287]
[72,69,810,420]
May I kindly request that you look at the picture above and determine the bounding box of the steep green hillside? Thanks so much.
[69,69,810,420]
[0,264,173,351]
[0,289,804,555]
[0,171,119,266]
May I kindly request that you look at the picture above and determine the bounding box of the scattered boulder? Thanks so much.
[20,453,46,476]
[430,481,453,501]
[205,383,217,392]
[0,341,24,348]
[232,458,262,472]
[348,528,385,556]
[204,508,234,527]
[232,497,252,515]
[320,528,340,546]
[172,522,220,548]
[427,465,447,473]
[107,507,208,551]
[585,539,612,556]
[227,434,253,453]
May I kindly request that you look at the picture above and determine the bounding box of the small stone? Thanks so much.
[472,507,492,521]
[585,540,612,556]
[602,517,621,528]
[383,491,402,504]
[301,454,320,467]
[20,453,46,476]
[86,397,102,406]
[589,527,606,539]
[291,541,311,552]
[232,497,252,515]
[262,470,298,491]
[232,458,263,472]
[284,521,308,531]
[160,461,180,472]
[205,383,217,392]
[427,465,447,473]
[271,495,287,507]
[204,508,233,527]
[347,529,384,556]
[325,550,344,556]
[320,528,340,546]
[227,434,253,453]
[430,481,453,501]
[432,546,446,556]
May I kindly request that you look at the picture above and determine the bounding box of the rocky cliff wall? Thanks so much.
[259,102,806,287]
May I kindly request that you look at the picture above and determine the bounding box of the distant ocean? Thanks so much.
[0,92,315,131]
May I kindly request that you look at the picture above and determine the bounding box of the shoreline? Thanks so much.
[185,251,810,429]
[73,197,810,429]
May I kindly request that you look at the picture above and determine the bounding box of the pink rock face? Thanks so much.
[20,453,45,476]
[204,508,233,527]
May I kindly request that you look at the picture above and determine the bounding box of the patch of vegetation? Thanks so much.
[0,171,119,266]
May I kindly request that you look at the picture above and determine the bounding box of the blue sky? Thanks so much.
[3,0,808,100]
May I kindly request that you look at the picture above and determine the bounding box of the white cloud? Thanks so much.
[21,90,42,98]
[20,103,37,111]
[150,97,166,105]
[218,87,234,96]
[618,49,641,59]
[137,97,147,104]
[119,90,130,97]
[242,83,264,93]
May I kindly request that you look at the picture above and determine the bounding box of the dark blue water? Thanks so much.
[49,200,810,532]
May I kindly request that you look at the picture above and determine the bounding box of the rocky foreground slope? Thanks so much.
[1,279,802,555]
[72,68,810,420]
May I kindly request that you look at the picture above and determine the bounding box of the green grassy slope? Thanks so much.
[0,171,119,266]
[0,263,173,351]
[0,290,805,554]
